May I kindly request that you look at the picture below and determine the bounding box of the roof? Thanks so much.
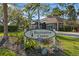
[41,16,64,24]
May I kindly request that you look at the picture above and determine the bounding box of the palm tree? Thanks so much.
[58,4,68,31]
[36,4,40,29]
[51,7,64,31]
[24,3,50,29]
[29,3,50,29]
[55,3,77,31]
[52,7,63,16]
[23,3,36,29]
[67,4,77,31]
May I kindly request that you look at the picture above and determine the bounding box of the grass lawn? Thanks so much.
[0,32,24,37]
[57,35,79,56]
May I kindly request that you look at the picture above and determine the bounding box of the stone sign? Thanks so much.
[25,29,55,39]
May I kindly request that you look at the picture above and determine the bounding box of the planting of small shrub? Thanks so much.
[24,39,40,49]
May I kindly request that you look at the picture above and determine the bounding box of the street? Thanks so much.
[56,31,79,38]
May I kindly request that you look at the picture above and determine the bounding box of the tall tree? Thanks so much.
[0,3,8,47]
[52,7,63,16]
[54,3,77,31]
[24,3,50,29]
[3,3,8,40]
[67,4,77,31]
[23,3,37,29]
[28,3,50,29]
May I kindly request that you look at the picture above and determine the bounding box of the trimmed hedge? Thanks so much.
[0,25,18,32]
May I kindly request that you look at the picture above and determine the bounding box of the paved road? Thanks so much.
[56,31,79,38]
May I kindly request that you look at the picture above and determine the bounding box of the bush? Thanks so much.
[0,25,18,32]
[0,48,16,56]
[59,26,72,32]
[24,39,39,49]
[0,26,3,32]
[8,26,18,32]
[16,32,24,44]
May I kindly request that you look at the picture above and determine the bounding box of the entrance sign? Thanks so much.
[25,29,55,39]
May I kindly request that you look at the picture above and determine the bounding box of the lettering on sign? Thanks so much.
[25,29,55,39]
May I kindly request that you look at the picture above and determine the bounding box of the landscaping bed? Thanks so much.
[0,32,79,56]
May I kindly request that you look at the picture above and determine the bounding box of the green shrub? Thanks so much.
[0,25,18,32]
[0,26,3,32]
[8,26,18,32]
[0,48,16,56]
[24,39,39,49]
[16,32,24,44]
[59,26,72,32]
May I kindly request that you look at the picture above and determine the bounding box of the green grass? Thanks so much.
[57,35,79,56]
[0,33,3,36]
[0,48,16,56]
[0,31,24,36]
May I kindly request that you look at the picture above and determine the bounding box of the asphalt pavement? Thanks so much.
[56,31,79,38]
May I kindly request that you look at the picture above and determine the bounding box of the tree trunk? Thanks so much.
[37,7,40,29]
[0,3,8,47]
[28,11,32,29]
[3,3,8,40]
[73,20,76,32]
[57,22,59,31]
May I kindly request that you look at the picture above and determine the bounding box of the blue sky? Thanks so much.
[15,3,59,20]
[15,3,79,20]
[15,3,58,9]
[16,3,79,10]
